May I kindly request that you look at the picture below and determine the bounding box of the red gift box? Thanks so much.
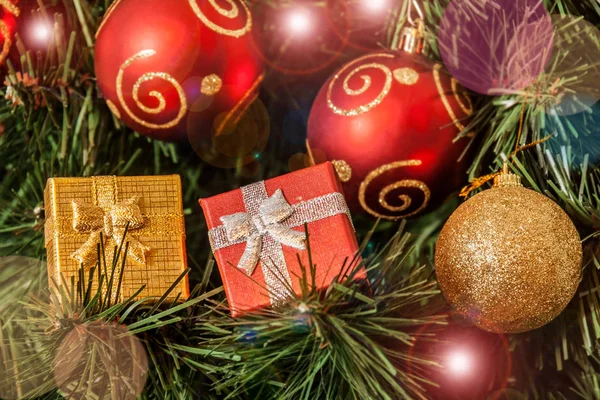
[199,162,363,316]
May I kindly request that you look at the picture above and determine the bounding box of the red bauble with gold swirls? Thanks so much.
[307,41,473,220]
[0,0,19,69]
[95,0,263,142]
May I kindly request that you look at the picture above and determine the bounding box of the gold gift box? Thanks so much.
[44,175,189,300]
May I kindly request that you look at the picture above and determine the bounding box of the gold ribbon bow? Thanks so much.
[71,196,150,267]
[220,189,306,275]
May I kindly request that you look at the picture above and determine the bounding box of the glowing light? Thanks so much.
[54,322,148,399]
[287,9,312,36]
[33,22,52,43]
[438,0,553,94]
[447,350,473,376]
[364,0,387,12]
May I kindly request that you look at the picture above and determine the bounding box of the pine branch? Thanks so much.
[199,226,447,400]
[0,0,599,398]
[0,233,225,399]
[383,1,600,397]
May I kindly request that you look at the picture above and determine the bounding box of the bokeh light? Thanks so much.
[187,90,270,169]
[250,1,350,75]
[407,314,512,399]
[363,0,388,13]
[323,0,391,52]
[282,108,309,146]
[286,8,312,37]
[33,22,51,43]
[0,256,56,399]
[542,102,600,165]
[288,152,311,172]
[288,147,327,172]
[547,14,600,116]
[438,0,554,95]
[0,256,45,317]
[54,322,148,400]
[446,349,473,377]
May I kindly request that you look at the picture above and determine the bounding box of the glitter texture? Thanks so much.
[45,175,189,302]
[95,0,122,37]
[200,162,363,317]
[106,100,121,119]
[188,0,252,38]
[208,181,353,305]
[0,0,19,17]
[201,74,223,96]
[71,194,150,267]
[433,63,474,135]
[393,67,419,85]
[0,0,19,66]
[332,159,352,182]
[238,181,292,305]
[0,22,11,66]
[435,186,582,333]
[358,160,431,220]
[327,53,395,117]
[116,50,188,130]
[214,73,264,135]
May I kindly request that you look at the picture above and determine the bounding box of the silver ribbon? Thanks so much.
[208,181,352,305]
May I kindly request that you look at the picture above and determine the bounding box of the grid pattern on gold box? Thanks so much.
[116,176,182,216]
[45,175,188,300]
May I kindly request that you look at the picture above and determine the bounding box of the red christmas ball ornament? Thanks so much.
[307,24,474,220]
[95,0,263,142]
[250,1,349,76]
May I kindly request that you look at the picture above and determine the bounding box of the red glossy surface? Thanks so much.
[200,162,364,317]
[95,0,263,141]
[0,0,19,74]
[307,51,473,219]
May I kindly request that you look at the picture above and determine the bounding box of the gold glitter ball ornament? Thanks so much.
[435,172,582,333]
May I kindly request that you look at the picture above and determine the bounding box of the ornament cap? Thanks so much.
[493,163,522,188]
[395,19,425,54]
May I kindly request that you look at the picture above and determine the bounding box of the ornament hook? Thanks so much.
[493,163,522,188]
[396,0,425,54]
[407,0,424,26]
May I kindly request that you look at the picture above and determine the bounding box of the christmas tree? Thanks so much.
[1,0,599,399]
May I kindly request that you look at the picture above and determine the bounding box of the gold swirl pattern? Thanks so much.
[116,50,188,130]
[0,0,18,17]
[96,0,123,38]
[359,160,431,220]
[201,74,223,95]
[327,53,395,117]
[332,160,352,182]
[106,100,122,119]
[452,77,473,115]
[0,0,19,66]
[433,63,474,136]
[214,72,264,135]
[188,0,252,38]
[393,67,419,85]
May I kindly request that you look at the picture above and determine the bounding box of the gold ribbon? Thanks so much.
[460,137,552,198]
[460,90,554,198]
[71,192,150,267]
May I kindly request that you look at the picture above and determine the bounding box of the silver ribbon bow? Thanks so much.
[220,189,307,275]
[208,181,352,305]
